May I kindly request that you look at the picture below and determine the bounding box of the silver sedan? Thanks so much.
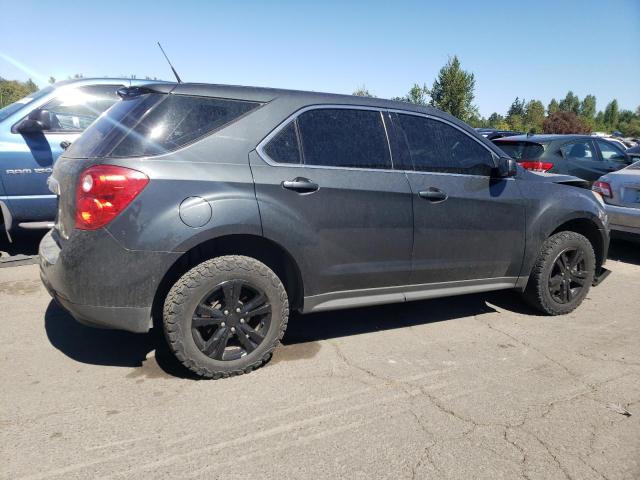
[593,161,640,236]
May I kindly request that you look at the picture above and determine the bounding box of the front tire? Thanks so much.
[163,255,289,379]
[523,231,596,315]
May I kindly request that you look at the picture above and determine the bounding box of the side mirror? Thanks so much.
[13,109,52,134]
[495,157,518,178]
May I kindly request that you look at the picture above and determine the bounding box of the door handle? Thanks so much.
[60,141,71,150]
[418,188,447,202]
[282,177,319,193]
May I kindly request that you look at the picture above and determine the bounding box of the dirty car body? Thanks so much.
[40,82,610,378]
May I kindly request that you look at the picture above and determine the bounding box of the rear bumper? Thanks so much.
[39,229,180,333]
[40,270,152,332]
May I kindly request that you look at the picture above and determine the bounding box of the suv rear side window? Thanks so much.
[396,114,494,175]
[66,93,261,158]
[296,109,391,169]
[495,141,545,160]
[263,121,301,164]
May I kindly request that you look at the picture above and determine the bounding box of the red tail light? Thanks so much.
[75,165,149,230]
[592,181,612,198]
[518,161,554,173]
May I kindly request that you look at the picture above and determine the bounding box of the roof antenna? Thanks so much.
[157,42,182,83]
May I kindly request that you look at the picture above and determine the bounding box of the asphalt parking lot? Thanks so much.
[1,236,639,479]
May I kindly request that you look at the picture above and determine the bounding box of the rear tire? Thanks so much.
[163,255,289,379]
[523,231,596,315]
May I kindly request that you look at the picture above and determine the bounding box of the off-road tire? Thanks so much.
[523,231,596,315]
[163,255,289,379]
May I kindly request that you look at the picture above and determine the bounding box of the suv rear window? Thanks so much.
[494,141,545,160]
[66,93,260,158]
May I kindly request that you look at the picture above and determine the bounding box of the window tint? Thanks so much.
[66,93,260,158]
[263,121,301,164]
[41,85,120,132]
[297,109,391,169]
[561,141,597,161]
[397,114,494,175]
[495,141,545,160]
[596,139,625,161]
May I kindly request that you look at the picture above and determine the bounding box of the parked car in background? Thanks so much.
[41,82,609,379]
[493,134,633,182]
[624,145,640,161]
[0,77,168,240]
[603,137,632,151]
[593,161,640,238]
[475,128,523,140]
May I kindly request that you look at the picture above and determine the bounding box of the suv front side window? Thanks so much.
[561,140,598,161]
[39,85,121,132]
[296,108,391,169]
[396,114,494,175]
[596,139,626,162]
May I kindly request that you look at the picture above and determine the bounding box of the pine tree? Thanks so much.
[429,56,477,121]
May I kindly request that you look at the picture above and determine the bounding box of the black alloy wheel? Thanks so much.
[191,279,272,361]
[547,247,588,304]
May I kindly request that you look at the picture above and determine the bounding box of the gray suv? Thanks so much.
[40,83,610,379]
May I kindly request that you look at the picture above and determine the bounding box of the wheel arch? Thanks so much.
[0,200,12,242]
[151,233,304,329]
[518,212,607,290]
[549,217,606,271]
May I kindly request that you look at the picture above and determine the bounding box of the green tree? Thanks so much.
[487,112,504,128]
[393,83,429,105]
[352,85,374,97]
[48,76,56,84]
[524,99,545,133]
[559,91,580,114]
[618,109,634,124]
[506,97,525,131]
[603,100,619,130]
[618,118,640,137]
[429,56,477,121]
[579,94,596,121]
[0,77,39,108]
[548,98,559,115]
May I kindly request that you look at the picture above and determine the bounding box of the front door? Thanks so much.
[391,112,525,285]
[559,139,608,182]
[251,107,414,299]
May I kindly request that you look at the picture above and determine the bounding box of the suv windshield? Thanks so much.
[495,141,545,160]
[0,85,54,122]
[65,93,261,158]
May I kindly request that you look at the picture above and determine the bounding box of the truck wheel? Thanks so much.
[523,231,596,315]
[163,255,289,379]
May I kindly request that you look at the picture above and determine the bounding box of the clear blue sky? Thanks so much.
[1,0,639,117]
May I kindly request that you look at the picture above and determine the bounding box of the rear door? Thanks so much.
[559,139,608,182]
[391,112,525,286]
[250,106,413,298]
[1,85,121,222]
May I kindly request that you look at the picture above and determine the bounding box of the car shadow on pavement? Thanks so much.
[282,290,536,346]
[608,238,639,266]
[45,289,536,378]
[0,230,46,257]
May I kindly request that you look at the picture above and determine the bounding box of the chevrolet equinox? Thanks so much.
[40,83,610,378]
